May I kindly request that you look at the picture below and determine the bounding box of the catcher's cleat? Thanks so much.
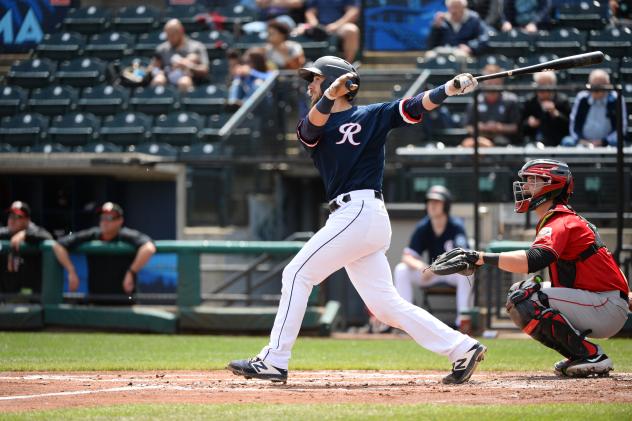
[557,354,613,378]
[442,343,487,385]
[227,357,288,383]
[553,358,572,377]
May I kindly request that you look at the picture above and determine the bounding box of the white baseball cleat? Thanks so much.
[442,343,487,384]
[227,357,288,383]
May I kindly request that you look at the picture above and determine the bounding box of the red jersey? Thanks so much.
[531,204,629,294]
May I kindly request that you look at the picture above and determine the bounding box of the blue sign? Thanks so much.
[0,0,76,52]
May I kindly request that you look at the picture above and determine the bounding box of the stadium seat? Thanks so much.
[55,57,107,87]
[7,58,56,88]
[213,4,257,31]
[152,111,204,145]
[289,34,337,61]
[181,84,227,115]
[534,28,586,56]
[587,27,632,58]
[556,1,609,30]
[234,31,267,51]
[130,85,179,115]
[622,83,632,109]
[78,142,124,153]
[28,143,71,153]
[85,31,135,61]
[132,142,178,156]
[417,54,461,85]
[0,113,48,147]
[189,30,234,59]
[0,85,28,117]
[178,142,221,158]
[516,53,565,81]
[469,54,513,73]
[78,85,129,116]
[113,5,161,34]
[566,54,618,83]
[200,113,231,141]
[100,112,153,146]
[209,58,230,83]
[36,32,86,60]
[135,30,168,57]
[620,57,632,82]
[486,29,535,58]
[28,85,78,116]
[162,4,207,33]
[48,112,100,146]
[63,6,113,35]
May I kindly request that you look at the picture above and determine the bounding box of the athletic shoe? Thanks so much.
[560,354,613,378]
[442,343,487,384]
[553,358,572,377]
[227,357,288,383]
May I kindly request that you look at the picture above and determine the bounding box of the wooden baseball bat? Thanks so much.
[453,51,605,89]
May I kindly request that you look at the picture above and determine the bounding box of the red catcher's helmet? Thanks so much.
[513,159,574,213]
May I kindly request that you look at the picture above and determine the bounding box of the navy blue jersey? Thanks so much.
[297,99,420,200]
[406,216,469,263]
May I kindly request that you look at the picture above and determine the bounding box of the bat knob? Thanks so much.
[453,78,461,90]
[345,79,358,92]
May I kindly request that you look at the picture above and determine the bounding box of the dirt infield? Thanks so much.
[1,370,632,412]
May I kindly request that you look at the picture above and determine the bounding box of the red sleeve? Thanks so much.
[531,216,569,259]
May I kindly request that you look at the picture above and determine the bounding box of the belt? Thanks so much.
[620,291,629,303]
[328,190,383,213]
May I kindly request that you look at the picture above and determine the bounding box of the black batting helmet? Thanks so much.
[298,56,360,101]
[425,185,452,214]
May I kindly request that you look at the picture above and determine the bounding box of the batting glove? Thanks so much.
[446,73,478,96]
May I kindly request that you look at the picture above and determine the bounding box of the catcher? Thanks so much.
[428,159,630,377]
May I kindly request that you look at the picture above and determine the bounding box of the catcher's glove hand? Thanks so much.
[427,247,480,276]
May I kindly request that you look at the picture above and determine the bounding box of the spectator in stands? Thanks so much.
[562,69,628,147]
[468,0,502,29]
[151,19,209,92]
[228,47,272,109]
[426,0,490,59]
[500,0,551,33]
[52,202,156,303]
[388,186,473,333]
[521,71,571,147]
[241,0,305,33]
[298,0,361,63]
[265,19,305,70]
[0,201,52,296]
[461,64,521,147]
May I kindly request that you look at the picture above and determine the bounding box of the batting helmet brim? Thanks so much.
[298,66,323,82]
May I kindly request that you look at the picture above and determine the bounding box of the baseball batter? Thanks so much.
[228,55,486,384]
[468,159,629,377]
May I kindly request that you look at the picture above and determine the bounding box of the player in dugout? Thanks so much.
[431,159,630,377]
[52,202,156,304]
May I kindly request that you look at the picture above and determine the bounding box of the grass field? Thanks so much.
[1,332,632,420]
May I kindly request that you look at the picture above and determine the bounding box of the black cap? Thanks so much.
[7,201,31,218]
[97,202,124,218]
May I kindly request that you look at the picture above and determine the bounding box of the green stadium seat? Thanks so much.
[135,30,167,57]
[130,85,179,115]
[48,112,100,146]
[465,54,513,74]
[556,1,608,30]
[113,5,161,34]
[36,32,86,60]
[7,58,56,88]
[181,84,227,115]
[234,31,267,51]
[189,30,234,59]
[85,31,135,61]
[0,113,48,147]
[78,142,124,153]
[534,28,586,56]
[214,4,257,31]
[28,85,78,116]
[29,143,71,153]
[566,54,618,83]
[100,112,153,146]
[210,58,230,83]
[289,34,337,61]
[178,142,221,158]
[486,29,536,58]
[78,85,129,116]
[152,111,204,145]
[417,54,461,85]
[55,57,107,87]
[587,27,632,58]
[133,141,178,156]
[620,57,632,82]
[200,113,231,141]
[63,6,113,35]
[162,4,207,33]
[0,85,28,117]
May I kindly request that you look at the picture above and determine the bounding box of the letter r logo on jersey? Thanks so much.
[337,123,362,145]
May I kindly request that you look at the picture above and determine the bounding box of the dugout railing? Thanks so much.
[0,239,340,334]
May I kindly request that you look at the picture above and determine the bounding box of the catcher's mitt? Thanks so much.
[427,248,480,276]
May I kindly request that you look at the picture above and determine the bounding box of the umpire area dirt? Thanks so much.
[1,370,632,412]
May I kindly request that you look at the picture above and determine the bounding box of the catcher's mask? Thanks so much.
[425,185,452,215]
[298,56,360,101]
[513,159,574,213]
